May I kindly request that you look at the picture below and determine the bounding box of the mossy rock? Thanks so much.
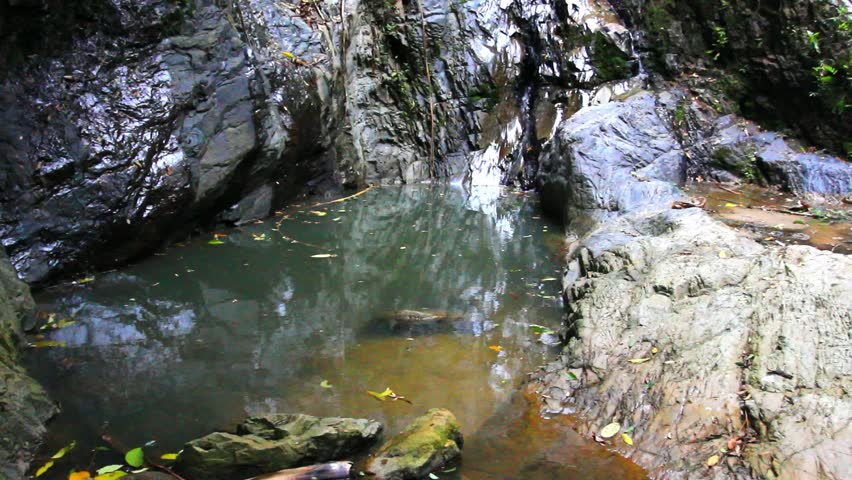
[175,414,383,480]
[365,408,463,480]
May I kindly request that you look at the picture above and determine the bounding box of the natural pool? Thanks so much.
[26,185,646,479]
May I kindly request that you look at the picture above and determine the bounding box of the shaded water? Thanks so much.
[26,185,646,479]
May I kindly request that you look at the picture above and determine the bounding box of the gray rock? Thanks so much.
[0,249,56,480]
[365,408,463,480]
[175,413,382,480]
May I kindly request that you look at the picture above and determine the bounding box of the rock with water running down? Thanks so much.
[174,414,382,480]
[364,408,463,480]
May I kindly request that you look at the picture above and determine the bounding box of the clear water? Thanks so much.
[25,185,646,479]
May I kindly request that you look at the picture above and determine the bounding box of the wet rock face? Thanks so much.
[175,413,382,480]
[0,249,56,480]
[612,0,852,155]
[0,0,329,285]
[365,408,463,480]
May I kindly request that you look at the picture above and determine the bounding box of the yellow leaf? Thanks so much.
[36,460,54,477]
[160,453,178,460]
[94,473,127,480]
[718,250,728,259]
[621,433,634,445]
[724,202,737,208]
[600,422,621,438]
[309,210,327,216]
[77,276,95,284]
[310,254,338,258]
[52,441,76,459]
[488,345,502,352]
[367,387,394,401]
[706,454,720,467]
[320,380,332,388]
[69,471,92,480]
[282,51,295,58]
[628,358,651,364]
[651,347,659,354]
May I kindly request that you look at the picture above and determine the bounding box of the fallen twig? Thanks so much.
[309,185,375,208]
[714,183,743,196]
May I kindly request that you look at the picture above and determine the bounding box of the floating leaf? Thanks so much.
[367,387,394,401]
[442,467,456,473]
[282,51,295,58]
[724,202,737,208]
[488,345,502,352]
[311,253,338,258]
[428,474,439,479]
[77,277,95,284]
[320,380,332,389]
[160,453,178,460]
[130,468,148,474]
[529,324,555,335]
[309,210,327,216]
[252,233,267,241]
[621,433,634,445]
[96,465,123,475]
[600,422,621,439]
[208,239,224,245]
[706,454,720,467]
[651,347,659,354]
[94,472,126,480]
[565,371,578,381]
[628,358,651,364]
[56,318,76,329]
[35,460,55,477]
[52,441,76,459]
[143,440,157,447]
[69,471,91,480]
[540,277,558,282]
[30,340,67,348]
[125,447,144,468]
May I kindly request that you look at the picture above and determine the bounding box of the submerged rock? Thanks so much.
[175,413,382,480]
[364,408,463,480]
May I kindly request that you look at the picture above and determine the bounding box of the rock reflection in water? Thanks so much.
[25,186,642,479]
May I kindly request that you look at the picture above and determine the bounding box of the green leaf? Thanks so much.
[565,371,578,381]
[367,387,393,401]
[208,239,224,245]
[623,424,636,434]
[320,380,332,389]
[96,465,124,475]
[529,324,555,335]
[125,448,144,468]
[52,441,76,459]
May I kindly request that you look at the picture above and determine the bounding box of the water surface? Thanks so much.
[26,185,646,479]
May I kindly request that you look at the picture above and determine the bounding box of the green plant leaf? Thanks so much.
[600,422,621,439]
[35,460,54,477]
[96,465,123,475]
[52,441,76,459]
[125,448,144,468]
[208,239,224,245]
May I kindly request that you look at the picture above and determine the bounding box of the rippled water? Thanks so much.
[26,185,646,479]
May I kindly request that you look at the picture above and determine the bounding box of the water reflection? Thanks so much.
[26,185,640,479]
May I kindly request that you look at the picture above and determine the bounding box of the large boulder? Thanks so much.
[534,209,851,479]
[0,249,56,480]
[175,413,382,480]
[364,408,463,480]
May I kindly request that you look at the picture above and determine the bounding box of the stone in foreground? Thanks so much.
[175,414,382,480]
[365,408,463,480]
